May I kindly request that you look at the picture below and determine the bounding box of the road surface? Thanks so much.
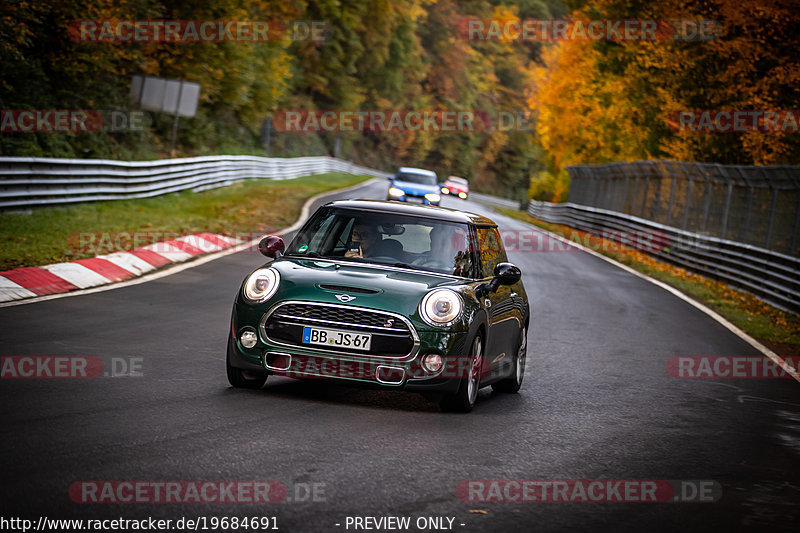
[1,180,798,532]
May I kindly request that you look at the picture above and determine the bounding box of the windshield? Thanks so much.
[286,207,474,277]
[395,172,437,185]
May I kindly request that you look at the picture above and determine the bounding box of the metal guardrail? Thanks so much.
[529,200,800,314]
[0,155,391,209]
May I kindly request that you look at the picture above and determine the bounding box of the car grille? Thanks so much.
[262,302,416,358]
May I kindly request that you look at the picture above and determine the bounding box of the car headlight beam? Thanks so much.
[424,193,441,203]
[389,187,406,197]
[419,289,463,326]
[243,268,280,303]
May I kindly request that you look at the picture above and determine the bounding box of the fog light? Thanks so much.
[422,353,444,373]
[240,329,258,349]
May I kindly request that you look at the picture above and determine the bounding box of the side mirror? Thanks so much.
[476,262,521,298]
[258,235,285,258]
[494,262,521,286]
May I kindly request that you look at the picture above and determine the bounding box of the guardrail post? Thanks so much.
[666,163,677,227]
[738,167,754,244]
[701,165,713,234]
[648,161,661,222]
[792,191,800,254]
[720,179,733,240]
[765,184,778,249]
[592,169,601,207]
[620,164,632,214]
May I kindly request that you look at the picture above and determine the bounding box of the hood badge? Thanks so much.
[335,294,356,303]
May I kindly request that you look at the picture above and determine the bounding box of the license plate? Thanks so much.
[302,326,372,351]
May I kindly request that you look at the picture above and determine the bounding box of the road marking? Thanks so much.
[140,242,193,262]
[0,276,38,302]
[97,252,157,276]
[177,234,224,253]
[0,179,380,308]
[0,266,76,295]
[74,257,135,282]
[40,262,111,289]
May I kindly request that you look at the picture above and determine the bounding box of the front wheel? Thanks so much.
[492,326,526,393]
[440,335,483,413]
[226,334,268,389]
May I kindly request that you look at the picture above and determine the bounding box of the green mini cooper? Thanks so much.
[227,200,529,412]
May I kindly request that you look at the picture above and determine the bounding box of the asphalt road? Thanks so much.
[1,179,798,532]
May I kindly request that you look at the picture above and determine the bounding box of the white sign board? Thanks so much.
[131,76,200,118]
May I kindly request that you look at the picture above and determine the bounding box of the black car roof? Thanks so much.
[322,199,496,226]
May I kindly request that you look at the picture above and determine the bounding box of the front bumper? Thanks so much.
[229,308,469,393]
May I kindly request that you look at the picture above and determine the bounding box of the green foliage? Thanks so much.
[0,0,571,200]
[0,172,369,270]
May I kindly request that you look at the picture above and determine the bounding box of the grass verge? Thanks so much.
[0,173,371,271]
[495,207,800,356]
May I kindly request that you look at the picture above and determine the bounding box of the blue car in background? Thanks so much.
[387,167,441,206]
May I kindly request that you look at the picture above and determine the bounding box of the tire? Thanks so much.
[226,334,268,389]
[492,326,527,393]
[440,335,483,413]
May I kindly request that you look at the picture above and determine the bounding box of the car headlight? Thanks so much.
[458,191,467,199]
[389,187,405,197]
[243,268,280,303]
[419,289,463,326]
[441,187,449,194]
[425,193,441,203]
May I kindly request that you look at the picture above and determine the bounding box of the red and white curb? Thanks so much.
[0,233,241,303]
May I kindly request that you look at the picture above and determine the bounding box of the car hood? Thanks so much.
[392,179,439,196]
[265,257,466,319]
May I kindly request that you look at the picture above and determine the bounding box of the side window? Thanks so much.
[476,227,508,278]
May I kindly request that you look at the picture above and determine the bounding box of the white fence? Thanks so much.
[0,155,391,209]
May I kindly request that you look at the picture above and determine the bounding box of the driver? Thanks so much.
[344,221,380,258]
